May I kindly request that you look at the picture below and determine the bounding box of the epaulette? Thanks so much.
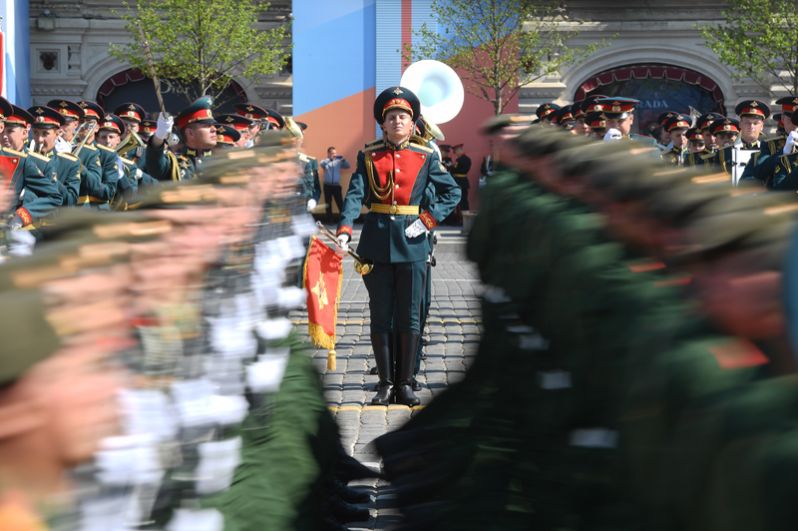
[364,138,385,151]
[96,144,116,153]
[56,152,79,162]
[298,152,310,163]
[1,147,27,158]
[408,137,434,153]
[307,155,317,161]
[27,151,49,162]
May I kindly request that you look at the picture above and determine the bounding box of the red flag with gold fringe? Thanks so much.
[303,236,343,370]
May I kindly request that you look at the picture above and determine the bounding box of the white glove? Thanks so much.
[54,136,71,153]
[155,112,174,141]
[784,131,798,155]
[306,199,317,212]
[603,128,623,142]
[336,234,350,253]
[405,218,429,239]
[135,168,143,180]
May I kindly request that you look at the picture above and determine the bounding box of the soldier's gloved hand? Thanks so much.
[336,234,350,253]
[54,136,71,153]
[784,131,798,155]
[307,199,317,212]
[603,128,623,142]
[135,168,143,180]
[155,113,174,141]
[405,218,429,239]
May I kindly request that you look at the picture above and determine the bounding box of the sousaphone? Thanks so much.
[400,60,464,125]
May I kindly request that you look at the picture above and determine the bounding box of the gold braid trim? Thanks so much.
[166,151,182,181]
[365,155,393,202]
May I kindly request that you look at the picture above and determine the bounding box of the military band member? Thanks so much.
[696,112,724,154]
[584,111,608,140]
[234,102,269,143]
[48,100,104,205]
[139,119,156,143]
[535,102,560,123]
[740,98,796,186]
[662,114,691,166]
[764,109,798,190]
[27,106,80,208]
[218,113,255,148]
[553,104,576,132]
[597,97,658,146]
[705,117,741,174]
[95,113,152,207]
[113,102,147,164]
[572,101,591,136]
[146,97,218,181]
[655,111,678,149]
[684,127,707,167]
[2,103,64,225]
[76,100,119,209]
[214,124,241,150]
[336,86,461,406]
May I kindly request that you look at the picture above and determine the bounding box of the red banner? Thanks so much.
[303,236,343,352]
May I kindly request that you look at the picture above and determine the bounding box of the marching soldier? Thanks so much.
[2,103,64,225]
[336,86,461,406]
[25,106,80,208]
[146,97,218,181]
[584,110,608,140]
[553,104,576,132]
[74,100,119,209]
[95,113,155,207]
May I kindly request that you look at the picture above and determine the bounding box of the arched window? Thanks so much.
[96,69,248,116]
[575,64,725,135]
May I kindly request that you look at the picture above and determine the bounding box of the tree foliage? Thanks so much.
[407,0,609,115]
[112,0,289,104]
[700,0,798,95]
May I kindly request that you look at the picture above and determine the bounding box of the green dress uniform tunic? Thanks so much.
[145,141,208,182]
[337,136,460,333]
[26,149,81,207]
[0,147,63,226]
[75,144,104,205]
[77,143,119,209]
[739,136,785,186]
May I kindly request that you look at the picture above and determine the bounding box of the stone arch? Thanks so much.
[84,56,257,112]
[559,44,737,109]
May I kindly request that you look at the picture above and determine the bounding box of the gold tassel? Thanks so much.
[327,349,336,371]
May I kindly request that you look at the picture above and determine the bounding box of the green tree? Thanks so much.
[112,0,289,105]
[406,0,609,115]
[700,0,798,95]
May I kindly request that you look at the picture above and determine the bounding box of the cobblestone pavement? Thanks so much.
[294,225,482,530]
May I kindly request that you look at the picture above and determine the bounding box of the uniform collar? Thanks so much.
[384,137,411,151]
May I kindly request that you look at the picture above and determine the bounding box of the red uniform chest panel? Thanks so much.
[0,155,21,188]
[370,148,427,205]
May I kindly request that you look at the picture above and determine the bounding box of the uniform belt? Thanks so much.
[369,204,419,215]
[79,195,107,205]
[453,173,468,178]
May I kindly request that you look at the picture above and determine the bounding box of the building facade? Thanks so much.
[520,1,774,135]
[27,0,293,113]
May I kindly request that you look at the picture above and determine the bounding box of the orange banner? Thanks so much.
[303,236,343,352]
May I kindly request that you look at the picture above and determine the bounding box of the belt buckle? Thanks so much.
[389,205,398,215]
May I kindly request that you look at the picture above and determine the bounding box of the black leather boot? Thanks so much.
[394,332,421,406]
[370,332,393,405]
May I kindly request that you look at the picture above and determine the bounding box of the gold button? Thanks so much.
[395,168,400,172]
[395,184,399,189]
[392,200,397,205]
